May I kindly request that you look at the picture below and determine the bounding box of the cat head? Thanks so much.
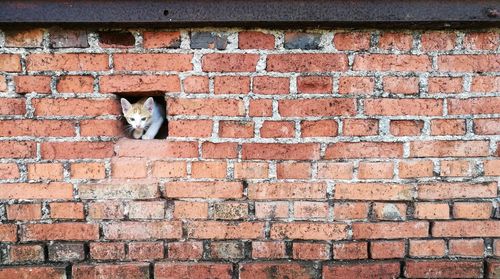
[121,97,154,130]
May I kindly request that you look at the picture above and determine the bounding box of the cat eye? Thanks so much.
[130,117,135,121]
[141,117,146,121]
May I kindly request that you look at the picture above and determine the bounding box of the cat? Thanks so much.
[120,97,165,139]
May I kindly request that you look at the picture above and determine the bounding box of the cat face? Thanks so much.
[121,98,154,130]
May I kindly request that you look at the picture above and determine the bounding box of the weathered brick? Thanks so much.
[297,76,332,93]
[353,221,429,239]
[214,76,250,94]
[365,98,443,116]
[471,76,500,93]
[373,202,407,221]
[410,140,489,157]
[271,222,347,240]
[33,98,120,116]
[325,142,403,159]
[438,55,499,72]
[428,77,463,93]
[191,161,227,178]
[0,224,17,242]
[42,141,113,159]
[240,262,314,279]
[173,201,208,219]
[441,160,471,177]
[239,31,275,49]
[80,181,158,200]
[73,263,150,279]
[100,75,180,93]
[448,97,500,114]
[421,31,456,51]
[333,202,369,221]
[409,239,446,257]
[339,76,374,94]
[285,32,321,49]
[293,242,330,260]
[252,241,286,259]
[358,162,393,179]
[474,118,500,135]
[253,76,289,94]
[152,161,187,178]
[48,242,85,262]
[183,75,209,93]
[6,204,41,221]
[449,239,484,257]
[50,202,84,219]
[219,121,253,138]
[0,98,25,115]
[464,32,499,50]
[390,120,424,136]
[279,98,356,116]
[155,262,232,279]
[399,160,434,178]
[202,53,259,72]
[335,183,413,201]
[255,202,289,219]
[323,262,401,279]
[210,241,244,259]
[379,32,413,51]
[0,119,74,137]
[242,143,320,160]
[167,241,203,260]
[5,28,44,47]
[342,119,379,136]
[143,31,181,48]
[213,202,248,220]
[484,160,500,176]
[0,182,73,200]
[405,260,483,278]
[187,221,265,239]
[267,54,348,72]
[415,202,450,220]
[277,162,311,179]
[0,141,36,158]
[0,267,66,279]
[249,182,326,200]
[165,181,242,199]
[88,201,124,220]
[27,53,109,71]
[70,162,106,179]
[453,202,492,219]
[191,32,227,49]
[234,162,269,179]
[334,32,371,51]
[90,242,125,260]
[168,98,244,116]
[261,120,295,138]
[49,28,88,48]
[418,182,497,200]
[333,242,368,260]
[354,54,431,71]
[127,242,164,261]
[23,223,99,241]
[431,119,466,135]
[0,163,19,179]
[293,201,328,219]
[14,75,51,93]
[128,201,165,219]
[104,221,182,240]
[116,139,198,158]
[433,221,500,237]
[0,54,21,72]
[57,75,94,93]
[202,142,238,159]
[370,240,406,259]
[28,163,64,180]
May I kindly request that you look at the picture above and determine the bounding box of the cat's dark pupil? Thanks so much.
[130,117,135,121]
[141,117,146,121]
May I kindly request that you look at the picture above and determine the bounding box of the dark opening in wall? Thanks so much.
[117,95,168,139]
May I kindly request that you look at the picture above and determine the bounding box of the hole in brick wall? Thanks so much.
[98,31,135,48]
[117,95,168,140]
[163,9,169,16]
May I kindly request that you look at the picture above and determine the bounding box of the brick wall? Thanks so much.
[0,27,499,278]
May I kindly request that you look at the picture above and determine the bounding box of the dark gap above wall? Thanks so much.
[0,0,498,29]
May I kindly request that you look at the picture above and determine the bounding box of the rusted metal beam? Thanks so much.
[0,0,498,28]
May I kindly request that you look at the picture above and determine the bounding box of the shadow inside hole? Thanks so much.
[118,95,168,139]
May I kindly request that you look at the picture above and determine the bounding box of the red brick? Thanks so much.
[143,31,181,48]
[80,119,124,137]
[191,161,227,179]
[464,32,499,50]
[277,162,311,179]
[234,162,268,179]
[373,203,407,220]
[428,77,463,93]
[255,202,289,219]
[173,201,208,219]
[28,163,64,180]
[214,76,250,94]
[317,162,354,179]
[293,242,330,260]
[453,202,492,219]
[487,260,500,278]
[293,201,328,219]
[252,241,286,259]
[164,181,243,199]
[271,222,347,240]
[449,97,500,115]
[27,53,109,71]
[167,120,212,138]
[280,98,356,116]
[219,121,253,138]
[335,183,413,201]
[399,160,434,178]
[338,76,374,94]
[323,262,401,279]
[353,221,429,239]
[6,204,41,221]
[0,141,36,158]
[410,140,489,157]
[128,201,165,219]
[79,182,159,200]
[474,118,500,135]
[379,32,413,51]
[0,267,66,279]
[104,221,182,240]
[333,242,368,260]
[0,163,19,179]
[0,224,17,242]
[297,76,333,93]
[168,98,244,116]
[358,162,393,179]
[471,76,500,93]
[0,54,21,72]
[116,139,198,158]
[333,203,369,221]
[249,99,273,116]
[114,53,192,71]
[213,202,248,220]
[421,31,456,51]
[23,223,99,241]
[418,182,497,200]
[0,98,25,115]
[484,160,500,176]
[5,28,44,47]
[127,242,164,260]
[0,119,75,137]
[267,54,348,72]
[187,221,265,239]
[90,242,125,260]
[183,75,209,93]
[73,263,150,279]
[383,76,419,94]
[210,241,244,259]
[0,76,6,91]
[409,239,446,257]
[42,141,113,159]
[353,54,431,71]
[33,98,120,116]
[8,244,44,263]
[100,75,180,93]
[111,158,147,179]
[242,143,320,160]
[202,53,259,72]
[439,55,499,72]
[405,260,483,278]
[433,221,500,237]
[449,239,484,257]
[365,98,442,116]
[155,262,232,279]
[167,241,203,260]
[301,120,338,137]
[202,142,238,159]
[370,240,406,259]
[14,75,51,93]
[390,120,423,136]
[334,32,371,51]
[0,182,73,200]
[152,161,187,178]
[342,119,378,136]
[325,142,403,159]
[440,160,471,177]
[431,119,466,135]
[253,76,289,94]
[71,162,106,179]
[249,182,326,200]
[415,202,450,220]
[50,202,84,219]
[261,120,295,138]
[88,201,124,220]
[239,31,275,49]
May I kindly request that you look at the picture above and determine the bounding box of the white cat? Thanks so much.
[120,97,165,139]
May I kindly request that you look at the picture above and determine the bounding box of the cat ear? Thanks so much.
[120,98,132,114]
[144,97,154,113]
